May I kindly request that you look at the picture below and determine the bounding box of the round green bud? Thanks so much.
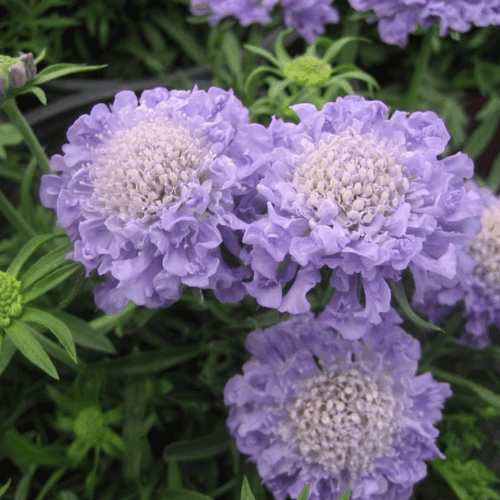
[74,406,106,445]
[283,54,332,87]
[0,270,23,328]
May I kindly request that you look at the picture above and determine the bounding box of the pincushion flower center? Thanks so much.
[276,365,399,478]
[469,205,500,287]
[90,115,214,223]
[292,128,409,225]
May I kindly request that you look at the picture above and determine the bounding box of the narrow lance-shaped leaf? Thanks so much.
[22,262,81,304]
[297,482,310,500]
[389,280,444,333]
[240,476,256,500]
[5,319,59,379]
[19,307,77,363]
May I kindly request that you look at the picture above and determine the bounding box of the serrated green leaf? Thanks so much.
[22,262,81,303]
[0,479,11,499]
[19,307,76,363]
[389,280,444,332]
[30,63,107,86]
[20,244,71,290]
[5,319,59,379]
[163,431,231,462]
[89,344,204,376]
[243,44,280,68]
[240,476,256,500]
[7,234,63,278]
[55,311,116,354]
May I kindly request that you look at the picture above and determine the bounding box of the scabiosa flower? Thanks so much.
[347,0,500,47]
[241,95,482,338]
[190,0,340,44]
[40,86,263,313]
[417,182,500,349]
[224,311,452,500]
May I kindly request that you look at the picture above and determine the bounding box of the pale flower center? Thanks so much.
[275,365,399,479]
[90,114,214,223]
[469,204,500,287]
[292,128,409,225]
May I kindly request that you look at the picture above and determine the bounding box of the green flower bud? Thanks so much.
[74,406,106,446]
[0,52,37,98]
[283,54,332,87]
[0,270,23,328]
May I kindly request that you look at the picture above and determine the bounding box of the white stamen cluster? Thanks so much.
[90,114,214,223]
[469,204,500,288]
[275,364,399,479]
[292,128,409,225]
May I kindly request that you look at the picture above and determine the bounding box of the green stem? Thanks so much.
[2,97,50,174]
[337,10,361,66]
[405,26,436,112]
[0,188,37,238]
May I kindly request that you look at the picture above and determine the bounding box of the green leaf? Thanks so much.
[7,234,63,278]
[34,49,47,65]
[245,66,284,95]
[240,477,256,500]
[297,482,310,500]
[6,320,59,379]
[222,30,243,89]
[0,479,11,499]
[30,63,108,86]
[319,36,371,64]
[333,70,379,90]
[242,44,280,68]
[269,78,292,100]
[428,366,500,409]
[155,489,215,500]
[55,312,116,354]
[2,427,66,466]
[89,344,204,376]
[89,302,136,336]
[20,244,72,290]
[167,461,183,491]
[17,86,47,105]
[163,431,231,462]
[18,307,77,363]
[324,76,355,95]
[0,123,23,160]
[274,28,294,67]
[0,333,17,378]
[338,487,351,500]
[486,154,500,191]
[463,113,500,159]
[389,280,444,332]
[22,262,81,303]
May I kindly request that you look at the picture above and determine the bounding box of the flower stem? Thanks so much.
[2,97,50,175]
[405,26,436,112]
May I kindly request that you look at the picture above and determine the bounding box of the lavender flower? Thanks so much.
[225,311,452,500]
[241,95,482,338]
[347,0,500,47]
[190,0,340,44]
[417,183,500,349]
[40,86,263,314]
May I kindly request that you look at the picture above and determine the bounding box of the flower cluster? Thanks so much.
[240,95,481,338]
[40,86,266,313]
[347,0,500,47]
[190,0,340,44]
[224,312,452,500]
[417,183,500,348]
[0,270,23,328]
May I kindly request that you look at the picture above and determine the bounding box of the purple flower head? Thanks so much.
[224,312,451,500]
[347,0,500,47]
[190,0,339,44]
[418,182,500,348]
[40,86,264,313]
[242,96,482,337]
